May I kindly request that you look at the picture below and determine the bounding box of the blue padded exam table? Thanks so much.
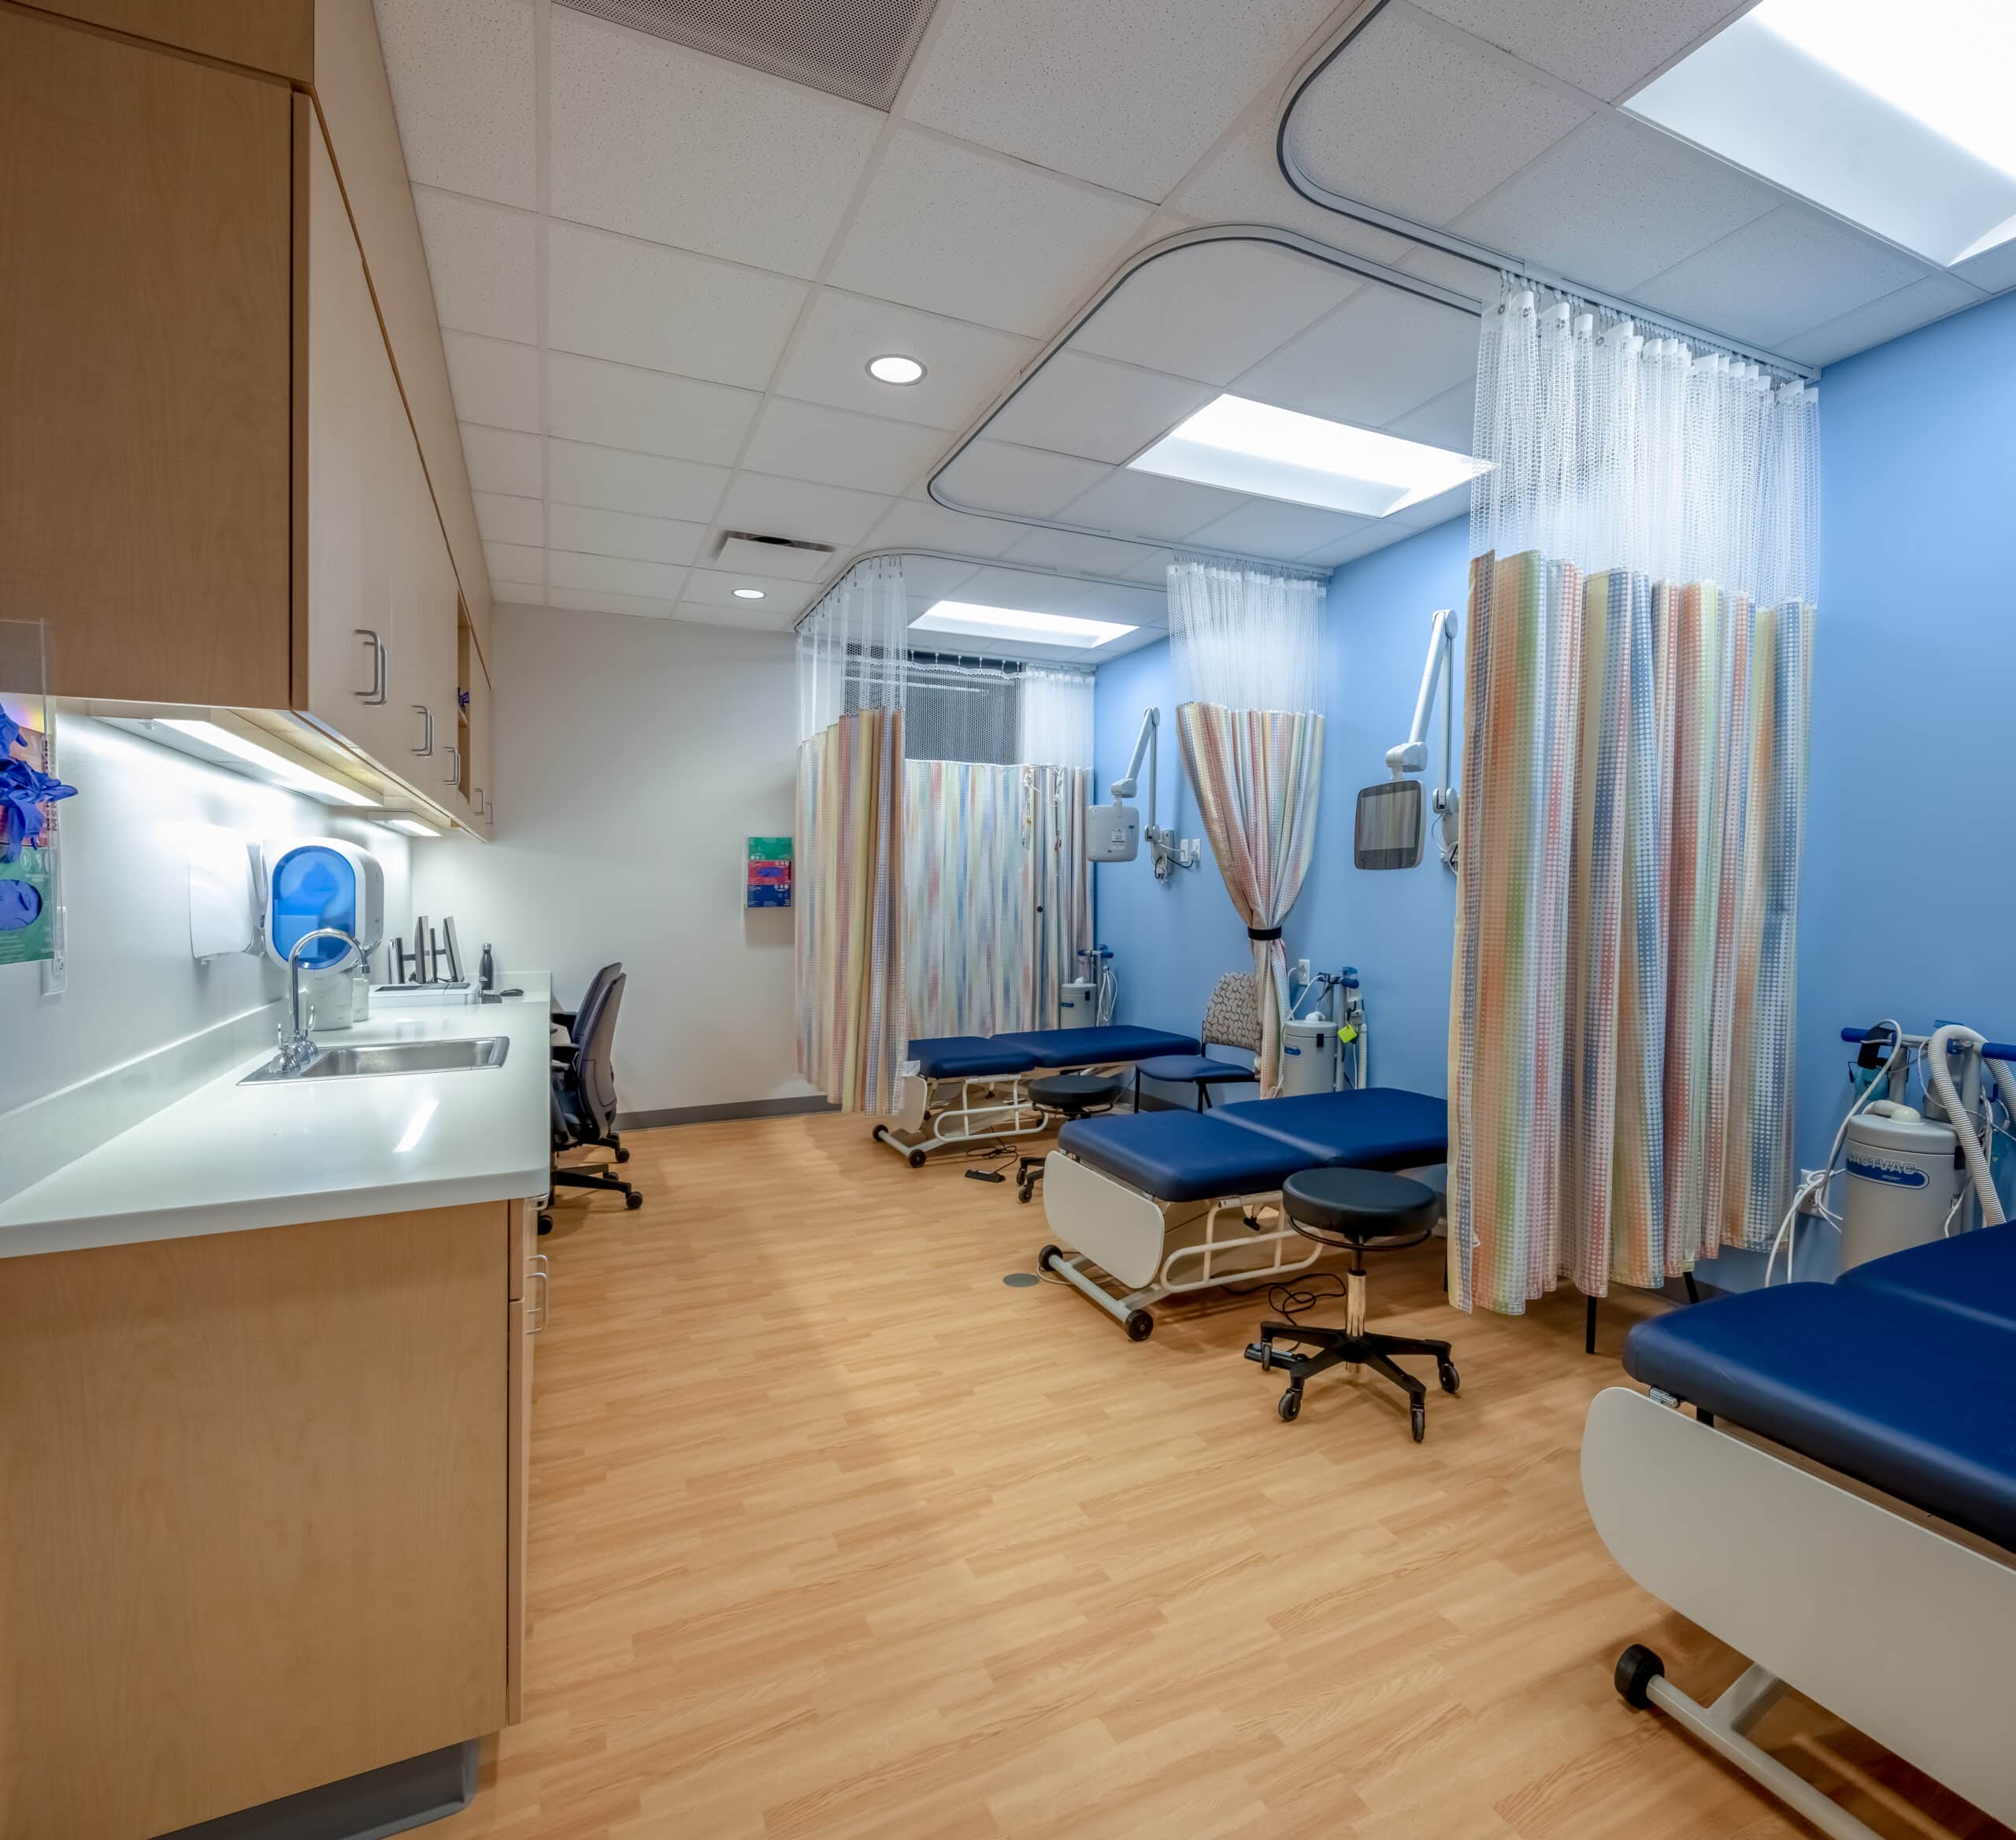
[1036,1086,1448,1338]
[873,1025,1199,1167]
[1582,1230,2016,1838]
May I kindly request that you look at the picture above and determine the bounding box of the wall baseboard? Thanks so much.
[616,1094,836,1130]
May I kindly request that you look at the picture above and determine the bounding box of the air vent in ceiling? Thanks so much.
[716,531,836,579]
[558,0,939,112]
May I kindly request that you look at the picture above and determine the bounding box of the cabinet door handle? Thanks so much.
[411,704,434,756]
[527,1255,550,1332]
[355,629,386,704]
[443,744,462,787]
[473,786,487,816]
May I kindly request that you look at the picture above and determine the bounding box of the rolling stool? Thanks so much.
[1243,1167,1458,1440]
[1015,1072,1124,1201]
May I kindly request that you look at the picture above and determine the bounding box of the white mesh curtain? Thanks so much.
[1451,279,1818,1316]
[1168,555,1326,1094]
[904,661,1094,1036]
[795,557,908,1112]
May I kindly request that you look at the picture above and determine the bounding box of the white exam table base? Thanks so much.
[1037,1148,1321,1337]
[872,1074,1041,1165]
[1583,1386,2016,1835]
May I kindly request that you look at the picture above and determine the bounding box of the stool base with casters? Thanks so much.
[1243,1167,1458,1441]
[1014,1072,1123,1202]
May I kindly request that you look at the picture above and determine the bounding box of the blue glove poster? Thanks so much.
[0,696,70,965]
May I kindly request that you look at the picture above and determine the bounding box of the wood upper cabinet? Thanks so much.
[0,6,293,707]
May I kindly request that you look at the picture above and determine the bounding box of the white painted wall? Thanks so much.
[0,715,411,1116]
[412,607,814,1115]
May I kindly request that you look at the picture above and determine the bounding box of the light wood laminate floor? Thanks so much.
[439,1114,2006,1840]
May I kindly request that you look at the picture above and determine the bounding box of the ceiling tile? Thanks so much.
[934,440,1111,518]
[1411,0,1747,104]
[1236,279,1479,427]
[716,472,894,547]
[740,400,949,497]
[459,424,544,498]
[1630,205,1929,350]
[547,502,706,566]
[1383,380,1475,451]
[1299,521,1401,567]
[862,497,1027,558]
[373,0,536,208]
[672,599,799,632]
[548,9,881,280]
[547,438,729,521]
[547,351,759,466]
[951,565,1099,618]
[547,220,808,388]
[1284,8,1590,228]
[545,584,674,619]
[1452,113,1779,294]
[772,290,1036,432]
[548,549,689,600]
[1951,239,2016,295]
[484,540,543,585]
[472,489,543,545]
[1057,468,1252,543]
[982,354,1212,465]
[1186,499,1368,560]
[1168,113,1418,258]
[1392,243,1501,298]
[897,555,980,599]
[412,188,538,343]
[1000,526,1154,576]
[683,568,815,615]
[1122,546,1177,583]
[1069,239,1366,385]
[1777,273,1989,369]
[900,0,1341,201]
[827,131,1151,337]
[442,332,541,432]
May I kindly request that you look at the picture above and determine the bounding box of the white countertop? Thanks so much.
[0,984,555,1257]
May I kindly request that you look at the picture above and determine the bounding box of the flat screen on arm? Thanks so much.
[1355,780,1423,870]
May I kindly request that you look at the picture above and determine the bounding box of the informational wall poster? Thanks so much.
[0,694,69,965]
[747,836,792,909]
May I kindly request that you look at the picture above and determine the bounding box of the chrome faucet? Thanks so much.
[278,927,360,1074]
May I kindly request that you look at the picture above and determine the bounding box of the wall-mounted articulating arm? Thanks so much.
[1386,608,1459,870]
[1111,707,1197,882]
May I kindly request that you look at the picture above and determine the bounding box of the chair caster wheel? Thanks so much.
[1017,1182,1033,1203]
[1124,1309,1154,1342]
[624,1190,643,1210]
[615,1148,631,1163]
[1410,1402,1426,1442]
[536,1212,553,1237]
[1615,1644,1665,1709]
[1439,1362,1460,1395]
[1277,1388,1301,1423]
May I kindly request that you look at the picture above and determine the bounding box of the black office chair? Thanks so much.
[1243,1167,1458,1441]
[549,969,642,1225]
[552,963,627,1164]
[1132,970,1262,1110]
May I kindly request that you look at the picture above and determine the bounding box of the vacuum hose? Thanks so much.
[1925,1026,2007,1226]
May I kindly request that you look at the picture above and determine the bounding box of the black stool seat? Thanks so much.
[1282,1167,1440,1242]
[1029,1072,1125,1112]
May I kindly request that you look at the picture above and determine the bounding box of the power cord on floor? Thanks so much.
[1221,1271,1349,1326]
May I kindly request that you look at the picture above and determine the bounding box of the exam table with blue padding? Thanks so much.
[1037,1085,1447,1338]
[1582,1231,2016,1839]
[873,1025,1199,1167]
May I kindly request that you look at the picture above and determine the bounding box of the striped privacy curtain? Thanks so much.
[795,558,908,1113]
[1168,556,1326,1095]
[1449,284,1818,1315]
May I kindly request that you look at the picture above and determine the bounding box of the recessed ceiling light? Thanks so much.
[158,719,374,807]
[384,818,440,837]
[732,587,766,599]
[910,601,1136,650]
[867,354,926,385]
[1128,395,1487,518]
[1628,0,2016,268]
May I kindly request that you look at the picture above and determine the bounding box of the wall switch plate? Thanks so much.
[41,903,67,996]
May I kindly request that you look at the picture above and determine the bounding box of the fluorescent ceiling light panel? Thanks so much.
[385,818,440,837]
[1628,0,2016,267]
[910,601,1136,649]
[160,719,373,807]
[1127,395,1485,518]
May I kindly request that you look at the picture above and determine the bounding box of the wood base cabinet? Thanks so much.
[0,1203,535,1839]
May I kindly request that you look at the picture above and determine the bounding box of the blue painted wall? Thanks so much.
[1095,284,2016,1277]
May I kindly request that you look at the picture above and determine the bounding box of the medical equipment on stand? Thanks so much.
[1356,608,1458,872]
[1085,707,1198,880]
[262,838,384,1030]
[1059,945,1116,1029]
[1771,1020,2016,1282]
[1280,966,1365,1095]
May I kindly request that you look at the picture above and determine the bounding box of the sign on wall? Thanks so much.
[747,836,792,909]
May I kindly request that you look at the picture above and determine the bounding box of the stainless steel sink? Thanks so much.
[241,1036,510,1083]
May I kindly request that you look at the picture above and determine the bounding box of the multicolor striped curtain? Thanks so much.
[903,761,1091,1037]
[1175,703,1324,1096]
[795,558,908,1113]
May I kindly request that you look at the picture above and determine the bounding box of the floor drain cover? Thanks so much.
[1002,1272,1040,1288]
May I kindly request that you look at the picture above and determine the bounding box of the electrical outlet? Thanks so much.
[1292,958,1310,985]
[1795,1170,1830,1215]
